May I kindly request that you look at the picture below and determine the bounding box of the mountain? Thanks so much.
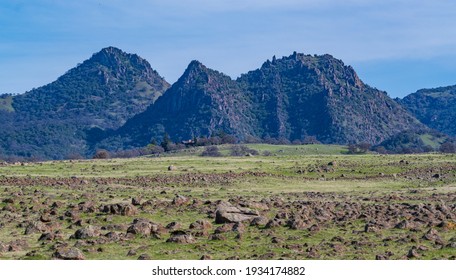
[0,47,169,160]
[237,52,424,144]
[100,52,425,150]
[398,85,456,136]
[99,60,256,150]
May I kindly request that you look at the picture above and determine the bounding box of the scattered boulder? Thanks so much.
[376,255,388,260]
[73,225,100,239]
[53,247,85,260]
[215,201,259,224]
[166,222,181,231]
[39,233,55,241]
[2,198,14,204]
[265,219,281,229]
[7,239,28,252]
[407,247,421,259]
[127,249,136,256]
[189,220,212,231]
[24,221,48,235]
[288,219,306,230]
[126,218,167,237]
[127,219,153,236]
[200,255,212,260]
[131,197,142,206]
[78,201,96,213]
[137,254,151,260]
[209,234,226,241]
[100,203,138,216]
[105,232,121,242]
[0,242,8,253]
[422,228,442,242]
[166,231,195,244]
[394,220,412,229]
[172,195,189,206]
[214,223,234,234]
[250,216,269,226]
[40,214,52,223]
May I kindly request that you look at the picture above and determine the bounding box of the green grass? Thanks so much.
[0,95,14,112]
[1,145,456,260]
[420,134,447,149]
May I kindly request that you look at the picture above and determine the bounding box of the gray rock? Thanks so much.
[166,231,195,244]
[53,247,85,260]
[215,201,259,224]
[24,221,48,235]
[189,220,212,231]
[74,225,100,239]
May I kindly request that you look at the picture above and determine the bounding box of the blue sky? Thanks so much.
[1,0,456,97]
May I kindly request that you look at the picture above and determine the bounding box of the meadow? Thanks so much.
[0,144,455,260]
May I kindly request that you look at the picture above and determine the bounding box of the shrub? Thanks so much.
[229,145,259,156]
[440,141,456,153]
[302,136,321,145]
[348,143,371,154]
[93,149,110,159]
[201,146,222,157]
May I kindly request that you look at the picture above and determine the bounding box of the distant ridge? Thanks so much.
[399,85,456,136]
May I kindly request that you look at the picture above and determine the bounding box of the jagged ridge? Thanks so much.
[99,52,425,151]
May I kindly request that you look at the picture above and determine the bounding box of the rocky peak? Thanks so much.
[90,46,128,65]
[179,60,210,83]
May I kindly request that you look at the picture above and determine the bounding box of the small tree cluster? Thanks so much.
[440,141,456,153]
[229,145,259,156]
[348,143,371,154]
[201,146,222,157]
[302,136,321,145]
[93,149,110,159]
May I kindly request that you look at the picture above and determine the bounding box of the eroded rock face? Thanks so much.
[215,201,259,224]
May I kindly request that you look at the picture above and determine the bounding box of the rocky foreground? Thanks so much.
[0,154,456,260]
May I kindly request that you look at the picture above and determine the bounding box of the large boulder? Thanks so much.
[53,247,85,260]
[166,231,195,244]
[215,201,259,224]
[126,219,167,237]
[189,220,212,231]
[100,203,138,216]
[127,219,153,236]
[73,225,100,239]
[24,221,49,235]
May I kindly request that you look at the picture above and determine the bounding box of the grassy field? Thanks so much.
[0,144,455,260]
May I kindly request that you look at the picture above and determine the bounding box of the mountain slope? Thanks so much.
[102,60,256,149]
[0,47,169,160]
[398,85,456,136]
[239,52,425,144]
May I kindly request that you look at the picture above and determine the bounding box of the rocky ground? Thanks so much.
[0,151,455,260]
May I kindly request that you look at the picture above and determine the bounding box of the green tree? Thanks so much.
[160,132,172,152]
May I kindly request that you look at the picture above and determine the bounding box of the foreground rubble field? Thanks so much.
[1,148,455,260]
